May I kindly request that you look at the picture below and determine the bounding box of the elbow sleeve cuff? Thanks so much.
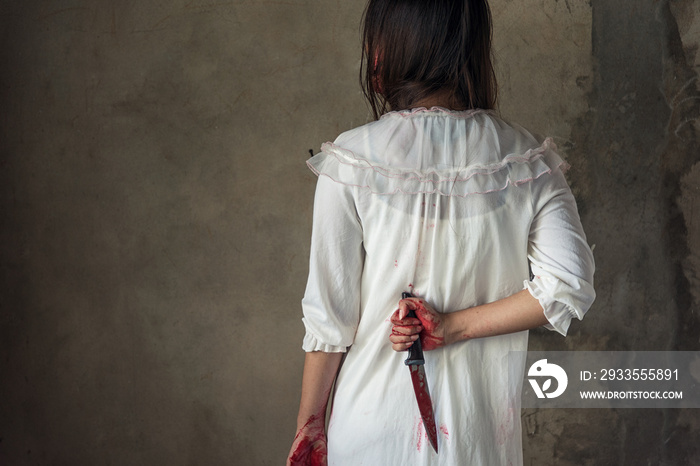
[524,278,593,336]
[302,332,348,352]
[301,318,350,352]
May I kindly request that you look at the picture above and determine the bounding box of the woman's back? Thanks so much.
[301,107,593,464]
[288,2,594,464]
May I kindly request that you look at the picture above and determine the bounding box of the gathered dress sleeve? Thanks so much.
[301,174,364,352]
[525,168,596,336]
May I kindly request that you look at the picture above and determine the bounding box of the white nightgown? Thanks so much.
[300,107,595,465]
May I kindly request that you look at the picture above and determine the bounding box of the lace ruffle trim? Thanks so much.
[524,279,579,337]
[302,332,348,353]
[380,106,485,120]
[307,138,568,197]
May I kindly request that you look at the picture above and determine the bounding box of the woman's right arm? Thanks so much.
[287,351,343,466]
[290,163,364,464]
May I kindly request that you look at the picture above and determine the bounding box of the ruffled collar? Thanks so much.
[307,111,568,197]
[380,107,487,120]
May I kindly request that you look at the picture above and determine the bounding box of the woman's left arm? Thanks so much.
[389,291,548,351]
[391,163,595,351]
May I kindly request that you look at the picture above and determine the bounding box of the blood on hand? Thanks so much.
[412,300,445,351]
[391,298,446,351]
[288,415,327,466]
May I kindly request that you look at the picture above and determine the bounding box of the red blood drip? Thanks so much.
[416,419,423,451]
[410,366,438,452]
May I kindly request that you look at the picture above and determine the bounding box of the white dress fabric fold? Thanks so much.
[301,108,595,465]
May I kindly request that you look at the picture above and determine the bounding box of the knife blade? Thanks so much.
[402,292,438,454]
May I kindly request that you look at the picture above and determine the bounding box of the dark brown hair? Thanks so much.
[360,0,497,119]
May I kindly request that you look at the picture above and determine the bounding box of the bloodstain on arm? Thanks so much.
[288,414,327,466]
[287,352,342,466]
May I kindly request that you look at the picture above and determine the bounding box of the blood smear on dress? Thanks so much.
[414,416,425,452]
[440,424,450,439]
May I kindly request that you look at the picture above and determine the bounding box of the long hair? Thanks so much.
[360,0,497,119]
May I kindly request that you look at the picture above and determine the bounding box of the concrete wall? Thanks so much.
[1,0,698,464]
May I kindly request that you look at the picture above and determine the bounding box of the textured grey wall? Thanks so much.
[1,1,698,465]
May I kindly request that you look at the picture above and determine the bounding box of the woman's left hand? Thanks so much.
[389,297,447,351]
[286,414,327,466]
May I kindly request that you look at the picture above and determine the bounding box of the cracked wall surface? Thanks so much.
[1,0,699,465]
[519,1,700,464]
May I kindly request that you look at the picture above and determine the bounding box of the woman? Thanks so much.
[287,0,595,464]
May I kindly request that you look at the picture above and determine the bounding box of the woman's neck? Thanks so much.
[411,92,466,111]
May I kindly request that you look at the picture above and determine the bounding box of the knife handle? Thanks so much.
[402,292,425,366]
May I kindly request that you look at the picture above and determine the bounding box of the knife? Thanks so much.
[402,291,438,453]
